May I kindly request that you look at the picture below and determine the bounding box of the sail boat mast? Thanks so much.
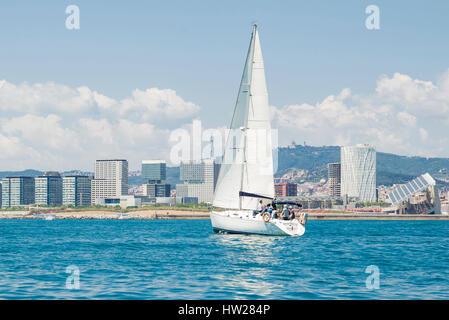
[239,25,257,210]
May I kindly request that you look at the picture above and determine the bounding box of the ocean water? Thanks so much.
[0,219,448,299]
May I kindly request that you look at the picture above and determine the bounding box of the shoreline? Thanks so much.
[1,209,449,220]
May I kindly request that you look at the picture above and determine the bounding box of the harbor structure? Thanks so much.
[91,159,128,205]
[1,176,35,208]
[328,163,341,197]
[387,173,441,214]
[35,172,63,206]
[341,145,376,202]
[63,175,92,206]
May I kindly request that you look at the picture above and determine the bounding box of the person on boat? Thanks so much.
[253,200,264,217]
[271,207,278,219]
[258,200,264,213]
[282,205,290,220]
[288,205,296,220]
[269,203,277,219]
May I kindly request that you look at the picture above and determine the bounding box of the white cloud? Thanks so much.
[0,80,200,122]
[119,88,200,121]
[1,69,449,171]
[397,111,417,127]
[272,69,449,158]
[0,80,200,171]
[419,128,429,141]
[2,114,80,150]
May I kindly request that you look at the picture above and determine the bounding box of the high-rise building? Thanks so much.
[275,183,297,197]
[142,160,166,184]
[142,184,171,198]
[141,160,170,198]
[63,176,92,206]
[176,159,220,203]
[91,160,128,204]
[341,145,376,202]
[179,160,220,187]
[328,163,341,197]
[1,177,35,208]
[35,172,63,206]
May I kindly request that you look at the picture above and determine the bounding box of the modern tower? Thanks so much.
[141,160,170,198]
[328,163,341,197]
[1,177,35,208]
[63,175,92,206]
[341,145,376,202]
[142,160,166,184]
[176,159,220,203]
[35,171,63,206]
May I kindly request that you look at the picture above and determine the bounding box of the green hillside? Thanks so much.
[276,145,449,186]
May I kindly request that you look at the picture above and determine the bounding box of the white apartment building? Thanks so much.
[91,159,128,204]
[176,159,220,203]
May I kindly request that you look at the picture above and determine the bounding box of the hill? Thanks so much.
[277,145,449,187]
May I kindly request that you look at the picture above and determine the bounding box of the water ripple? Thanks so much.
[0,219,448,299]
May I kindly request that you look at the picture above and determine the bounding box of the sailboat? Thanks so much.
[210,25,307,236]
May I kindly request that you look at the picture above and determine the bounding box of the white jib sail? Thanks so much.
[213,25,274,210]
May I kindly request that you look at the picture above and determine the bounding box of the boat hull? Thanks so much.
[210,211,306,237]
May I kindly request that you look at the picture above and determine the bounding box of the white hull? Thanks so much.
[210,211,306,237]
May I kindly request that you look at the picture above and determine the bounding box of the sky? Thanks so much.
[0,0,449,171]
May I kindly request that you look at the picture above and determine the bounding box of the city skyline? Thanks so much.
[1,1,449,171]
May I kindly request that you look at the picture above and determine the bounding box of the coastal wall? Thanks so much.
[0,209,210,220]
[1,209,449,220]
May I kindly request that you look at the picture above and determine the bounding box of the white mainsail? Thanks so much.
[213,25,274,210]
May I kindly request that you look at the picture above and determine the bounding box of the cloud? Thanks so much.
[0,80,200,122]
[1,69,449,171]
[0,81,96,114]
[119,88,201,121]
[0,80,199,170]
[272,69,449,158]
[397,111,417,127]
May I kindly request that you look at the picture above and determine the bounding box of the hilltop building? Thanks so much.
[91,160,128,205]
[63,175,92,206]
[341,145,377,202]
[176,159,220,204]
[35,172,63,206]
[1,177,35,208]
[328,163,341,197]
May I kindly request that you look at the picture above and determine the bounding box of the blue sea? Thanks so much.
[0,219,448,299]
